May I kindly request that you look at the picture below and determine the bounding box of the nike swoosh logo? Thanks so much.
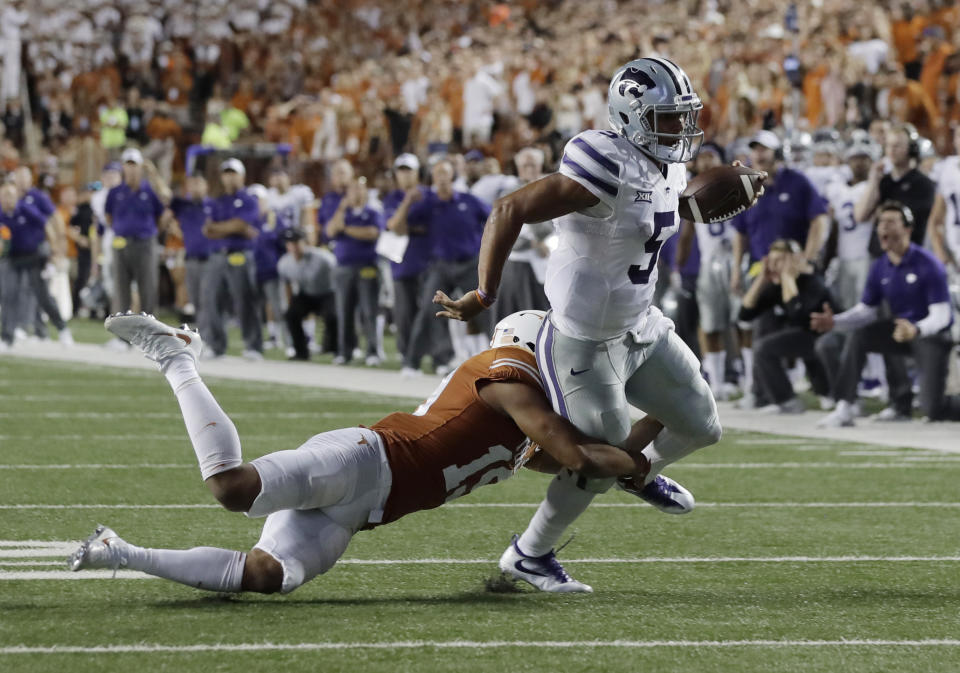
[514,559,548,577]
[570,368,590,376]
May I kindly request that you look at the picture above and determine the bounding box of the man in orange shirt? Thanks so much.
[70,311,663,595]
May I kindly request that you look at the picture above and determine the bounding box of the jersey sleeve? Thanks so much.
[559,130,624,216]
[482,347,543,392]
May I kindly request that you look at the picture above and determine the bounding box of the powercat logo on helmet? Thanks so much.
[618,67,656,98]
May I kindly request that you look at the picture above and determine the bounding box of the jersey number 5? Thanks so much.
[628,211,674,285]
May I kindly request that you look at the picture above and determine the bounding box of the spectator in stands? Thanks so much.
[278,227,337,361]
[739,239,836,414]
[383,153,435,365]
[202,159,263,360]
[732,130,829,408]
[103,148,170,319]
[814,201,960,425]
[855,123,936,246]
[325,176,383,366]
[0,183,72,350]
[403,157,491,375]
[99,95,128,154]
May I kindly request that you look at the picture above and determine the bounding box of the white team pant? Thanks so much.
[536,308,720,491]
[249,427,392,593]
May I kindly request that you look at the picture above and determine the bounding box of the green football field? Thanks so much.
[1,357,960,673]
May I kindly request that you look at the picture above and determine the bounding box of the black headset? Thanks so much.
[877,199,915,228]
[894,123,920,161]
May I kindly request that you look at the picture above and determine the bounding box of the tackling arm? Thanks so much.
[434,173,599,322]
[479,380,649,481]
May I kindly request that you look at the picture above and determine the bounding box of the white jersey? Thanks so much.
[548,129,685,340]
[936,156,960,261]
[267,184,315,230]
[802,165,850,200]
[826,181,872,261]
[694,218,735,261]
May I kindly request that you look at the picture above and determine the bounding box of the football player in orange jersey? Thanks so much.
[68,311,660,594]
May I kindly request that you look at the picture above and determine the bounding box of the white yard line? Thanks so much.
[3,639,960,654]
[3,460,960,470]
[0,412,374,419]
[4,556,960,577]
[2,501,959,512]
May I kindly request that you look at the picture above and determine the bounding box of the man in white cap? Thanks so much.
[201,158,263,360]
[729,129,829,408]
[103,147,171,323]
[383,152,443,367]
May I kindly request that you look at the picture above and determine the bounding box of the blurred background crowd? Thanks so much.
[0,0,959,426]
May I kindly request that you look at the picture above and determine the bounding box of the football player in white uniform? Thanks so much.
[825,137,881,310]
[931,125,960,280]
[676,143,739,401]
[436,58,759,592]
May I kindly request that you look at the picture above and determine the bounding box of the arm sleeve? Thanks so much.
[558,130,622,216]
[832,302,880,331]
[916,302,952,337]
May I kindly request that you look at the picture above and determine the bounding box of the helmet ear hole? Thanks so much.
[619,112,630,125]
[525,342,536,353]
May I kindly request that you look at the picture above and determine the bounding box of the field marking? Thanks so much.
[0,411,375,419]
[3,639,960,654]
[4,460,960,470]
[0,464,193,470]
[5,556,960,579]
[731,438,831,445]
[2,501,960,511]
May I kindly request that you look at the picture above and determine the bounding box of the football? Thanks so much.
[678,165,766,223]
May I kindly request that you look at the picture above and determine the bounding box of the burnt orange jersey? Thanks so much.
[371,346,543,525]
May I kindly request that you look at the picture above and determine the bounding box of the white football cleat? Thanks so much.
[498,536,592,593]
[58,327,75,347]
[817,400,855,427]
[67,525,130,572]
[617,474,696,514]
[104,312,202,371]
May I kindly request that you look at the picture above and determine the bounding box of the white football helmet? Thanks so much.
[608,57,703,164]
[490,310,546,353]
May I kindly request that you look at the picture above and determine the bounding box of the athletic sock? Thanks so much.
[516,474,596,557]
[164,354,242,480]
[124,544,245,592]
[704,351,725,394]
[641,426,715,483]
[740,346,754,391]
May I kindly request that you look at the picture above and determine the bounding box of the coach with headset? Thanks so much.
[812,201,960,426]
[854,123,935,247]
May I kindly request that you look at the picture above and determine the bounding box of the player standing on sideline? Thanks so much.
[930,125,960,280]
[675,142,738,400]
[201,158,264,361]
[68,311,658,595]
[436,58,761,592]
[163,174,214,322]
[103,148,171,318]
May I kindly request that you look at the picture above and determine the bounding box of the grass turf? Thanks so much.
[0,357,959,672]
